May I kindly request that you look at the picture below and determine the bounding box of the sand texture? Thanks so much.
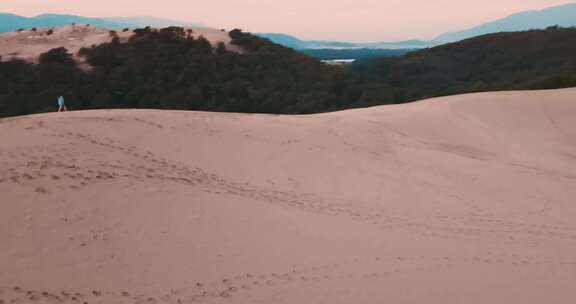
[0,25,242,64]
[1,89,575,303]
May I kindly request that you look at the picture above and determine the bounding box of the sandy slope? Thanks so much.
[0,25,241,64]
[1,89,575,304]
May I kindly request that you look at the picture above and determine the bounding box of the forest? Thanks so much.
[1,26,576,117]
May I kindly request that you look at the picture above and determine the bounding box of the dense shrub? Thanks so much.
[1,27,576,118]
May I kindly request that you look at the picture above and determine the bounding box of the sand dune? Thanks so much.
[1,89,575,303]
[0,25,241,64]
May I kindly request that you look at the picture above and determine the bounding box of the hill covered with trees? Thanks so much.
[343,26,576,106]
[0,27,342,116]
[1,26,576,118]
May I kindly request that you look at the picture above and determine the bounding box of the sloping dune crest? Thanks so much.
[1,89,575,303]
[0,25,241,63]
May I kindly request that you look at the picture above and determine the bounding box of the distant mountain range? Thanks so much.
[434,2,576,42]
[0,13,203,33]
[257,2,576,49]
[2,2,576,49]
[255,33,434,50]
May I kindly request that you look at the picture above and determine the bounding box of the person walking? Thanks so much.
[57,96,67,112]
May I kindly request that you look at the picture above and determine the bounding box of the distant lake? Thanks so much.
[321,59,356,65]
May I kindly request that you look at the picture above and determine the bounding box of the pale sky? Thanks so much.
[1,0,573,42]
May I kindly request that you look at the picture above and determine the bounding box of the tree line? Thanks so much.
[1,26,576,118]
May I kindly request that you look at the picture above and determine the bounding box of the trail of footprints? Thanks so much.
[2,120,576,302]
[2,124,575,245]
[2,125,576,246]
[1,252,575,303]
[161,251,576,303]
